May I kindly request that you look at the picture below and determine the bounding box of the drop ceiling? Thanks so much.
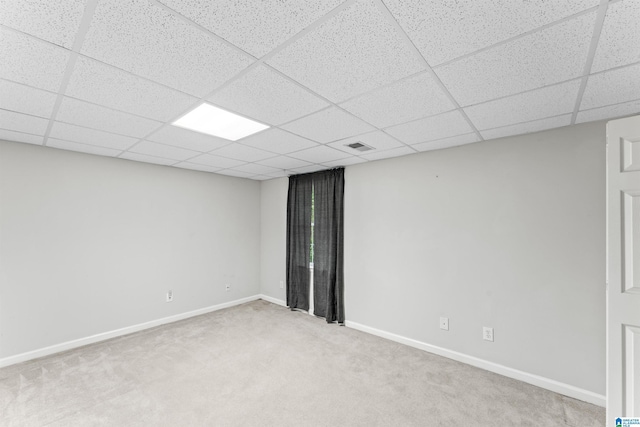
[1,0,638,180]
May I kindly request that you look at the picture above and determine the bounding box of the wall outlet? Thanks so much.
[225,283,230,292]
[483,327,494,342]
[439,317,449,331]
[279,280,284,289]
[166,290,173,302]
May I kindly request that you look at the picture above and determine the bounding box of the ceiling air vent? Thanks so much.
[346,142,373,152]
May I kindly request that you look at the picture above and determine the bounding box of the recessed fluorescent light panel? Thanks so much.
[172,103,269,141]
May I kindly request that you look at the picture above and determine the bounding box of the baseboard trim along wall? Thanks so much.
[259,294,287,307]
[0,295,263,368]
[345,320,605,408]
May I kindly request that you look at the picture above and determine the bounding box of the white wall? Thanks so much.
[260,121,606,396]
[0,140,261,359]
[260,177,288,302]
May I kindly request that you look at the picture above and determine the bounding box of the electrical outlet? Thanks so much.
[439,317,449,331]
[225,283,230,292]
[483,327,494,342]
[166,290,173,302]
[279,280,284,289]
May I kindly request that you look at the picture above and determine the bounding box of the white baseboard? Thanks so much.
[258,294,287,307]
[345,320,605,408]
[0,295,261,369]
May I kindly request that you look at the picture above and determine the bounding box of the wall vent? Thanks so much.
[346,142,374,152]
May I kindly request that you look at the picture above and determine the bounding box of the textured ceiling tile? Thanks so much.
[231,163,280,175]
[340,72,454,128]
[0,0,85,48]
[0,129,43,145]
[282,107,375,144]
[119,152,176,166]
[210,143,275,162]
[591,0,640,72]
[81,0,253,97]
[359,146,415,161]
[47,138,122,157]
[435,12,595,106]
[577,99,640,124]
[464,80,581,130]
[290,164,330,174]
[481,114,572,141]
[412,133,480,152]
[56,97,162,138]
[147,126,230,152]
[173,162,221,173]
[327,131,404,154]
[256,156,311,170]
[0,28,69,92]
[209,65,329,125]
[0,79,57,118]
[267,0,424,103]
[49,122,138,151]
[322,156,367,167]
[240,128,317,154]
[158,0,343,58]
[385,110,474,145]
[580,63,640,110]
[188,154,246,169]
[384,0,598,66]
[66,56,198,122]
[287,145,349,163]
[128,141,199,161]
[0,109,49,135]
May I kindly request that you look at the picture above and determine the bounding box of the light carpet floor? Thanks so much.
[0,300,604,426]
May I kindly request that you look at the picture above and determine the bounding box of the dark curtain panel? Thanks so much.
[286,174,313,311]
[312,169,345,324]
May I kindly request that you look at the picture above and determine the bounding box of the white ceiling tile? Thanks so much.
[264,169,289,178]
[290,164,330,174]
[384,0,598,66]
[147,126,230,152]
[282,107,375,143]
[435,12,595,106]
[385,110,474,145]
[288,145,349,163]
[0,109,49,135]
[210,143,275,162]
[216,169,255,178]
[359,146,415,161]
[464,80,581,130]
[209,65,329,125]
[119,152,176,166]
[580,63,640,110]
[158,0,343,58]
[256,156,312,170]
[340,72,455,128]
[49,122,138,151]
[591,0,640,72]
[266,0,424,102]
[0,27,69,92]
[0,79,57,118]
[173,162,221,173]
[0,129,43,145]
[322,157,367,167]
[240,128,318,154]
[81,0,253,97]
[128,141,200,161]
[412,133,480,152]
[481,114,572,141]
[47,138,122,157]
[576,99,640,124]
[328,131,404,154]
[56,97,162,138]
[66,56,198,122]
[188,154,246,169]
[0,0,85,48]
[231,163,280,175]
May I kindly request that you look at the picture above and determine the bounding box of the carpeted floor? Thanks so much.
[0,300,604,426]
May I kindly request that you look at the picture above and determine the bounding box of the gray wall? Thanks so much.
[260,177,288,301]
[0,140,261,358]
[260,121,606,395]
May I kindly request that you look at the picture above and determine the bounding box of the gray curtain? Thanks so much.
[312,169,345,323]
[286,173,313,311]
[286,168,344,323]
